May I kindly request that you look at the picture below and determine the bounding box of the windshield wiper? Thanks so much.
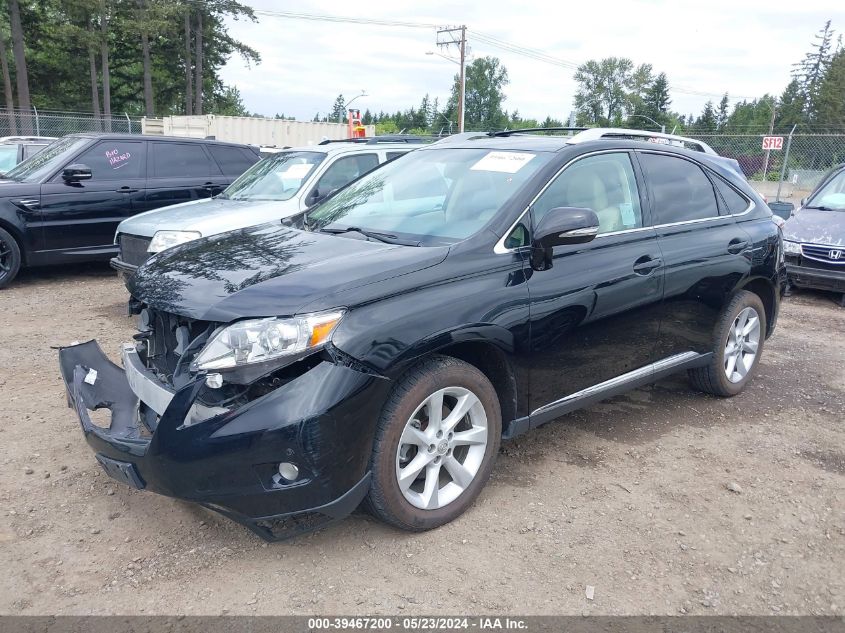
[319,225,420,246]
[803,205,837,211]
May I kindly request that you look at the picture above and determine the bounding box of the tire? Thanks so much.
[0,227,22,289]
[689,290,767,397]
[365,355,502,531]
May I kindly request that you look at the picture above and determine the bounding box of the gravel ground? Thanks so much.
[0,263,843,616]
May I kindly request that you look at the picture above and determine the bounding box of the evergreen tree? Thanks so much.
[792,20,836,119]
[640,71,671,127]
[695,101,717,133]
[815,49,845,128]
[329,93,346,122]
[717,93,730,129]
[361,108,373,125]
[775,79,807,129]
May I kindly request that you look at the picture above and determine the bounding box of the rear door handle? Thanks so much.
[203,182,217,191]
[727,238,749,254]
[633,255,662,275]
[117,186,139,194]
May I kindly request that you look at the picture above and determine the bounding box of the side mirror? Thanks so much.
[530,207,599,271]
[62,164,92,183]
[533,207,599,249]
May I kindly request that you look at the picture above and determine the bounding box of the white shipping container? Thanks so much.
[142,115,375,147]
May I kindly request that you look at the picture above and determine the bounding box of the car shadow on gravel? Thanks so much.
[13,262,117,287]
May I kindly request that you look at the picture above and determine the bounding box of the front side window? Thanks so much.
[314,154,379,198]
[807,168,845,211]
[219,151,324,201]
[532,152,643,234]
[308,147,551,245]
[152,142,219,178]
[639,153,719,224]
[74,140,146,180]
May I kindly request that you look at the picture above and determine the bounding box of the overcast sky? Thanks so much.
[219,1,842,124]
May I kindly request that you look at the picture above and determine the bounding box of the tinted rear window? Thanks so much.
[639,153,719,224]
[152,142,220,178]
[208,145,258,176]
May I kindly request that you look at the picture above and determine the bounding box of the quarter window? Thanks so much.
[73,141,146,180]
[151,142,220,178]
[532,152,643,234]
[639,153,719,223]
[713,177,750,214]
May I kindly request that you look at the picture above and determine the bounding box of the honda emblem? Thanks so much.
[830,249,843,260]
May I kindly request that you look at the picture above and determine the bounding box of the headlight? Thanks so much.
[192,310,346,371]
[783,240,801,255]
[148,230,202,253]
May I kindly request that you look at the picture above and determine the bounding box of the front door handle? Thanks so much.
[117,186,139,194]
[727,238,749,254]
[203,182,217,191]
[633,255,662,275]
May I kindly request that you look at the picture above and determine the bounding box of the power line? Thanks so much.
[205,3,757,101]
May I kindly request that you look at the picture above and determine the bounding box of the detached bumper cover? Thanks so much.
[58,340,383,540]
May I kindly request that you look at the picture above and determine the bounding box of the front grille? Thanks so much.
[119,234,152,267]
[801,244,845,266]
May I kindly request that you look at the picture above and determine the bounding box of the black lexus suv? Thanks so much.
[0,133,260,288]
[59,129,785,541]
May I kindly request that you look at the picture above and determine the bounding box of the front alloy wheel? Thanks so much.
[396,386,489,510]
[366,355,501,531]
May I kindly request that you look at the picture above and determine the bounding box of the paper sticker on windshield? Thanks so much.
[279,163,313,179]
[470,151,535,173]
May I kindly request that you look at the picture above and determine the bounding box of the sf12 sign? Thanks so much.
[762,136,784,150]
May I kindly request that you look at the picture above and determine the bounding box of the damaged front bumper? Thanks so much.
[58,340,385,541]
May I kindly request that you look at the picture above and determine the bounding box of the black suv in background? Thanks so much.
[60,130,785,540]
[0,133,260,287]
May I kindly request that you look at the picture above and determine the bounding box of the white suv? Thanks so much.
[111,137,423,274]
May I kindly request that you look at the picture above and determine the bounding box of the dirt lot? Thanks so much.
[0,263,843,616]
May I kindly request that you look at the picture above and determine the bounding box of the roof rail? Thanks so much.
[568,128,718,155]
[488,127,587,137]
[317,135,427,145]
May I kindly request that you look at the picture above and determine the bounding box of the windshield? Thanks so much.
[307,147,551,245]
[219,151,324,201]
[808,169,845,210]
[4,136,90,183]
[0,145,18,174]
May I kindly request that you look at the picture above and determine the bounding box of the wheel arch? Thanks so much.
[424,340,519,432]
[735,276,777,338]
[0,216,27,265]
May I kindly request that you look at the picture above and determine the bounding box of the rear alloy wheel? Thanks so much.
[0,227,22,289]
[689,290,767,397]
[723,306,761,384]
[366,355,501,531]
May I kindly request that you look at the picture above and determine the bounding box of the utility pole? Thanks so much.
[762,100,777,181]
[436,25,467,133]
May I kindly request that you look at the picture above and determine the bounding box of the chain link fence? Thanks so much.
[681,133,845,203]
[0,108,142,137]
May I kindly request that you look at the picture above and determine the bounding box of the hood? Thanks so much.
[783,207,845,247]
[0,180,40,195]
[117,197,299,238]
[129,222,449,322]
